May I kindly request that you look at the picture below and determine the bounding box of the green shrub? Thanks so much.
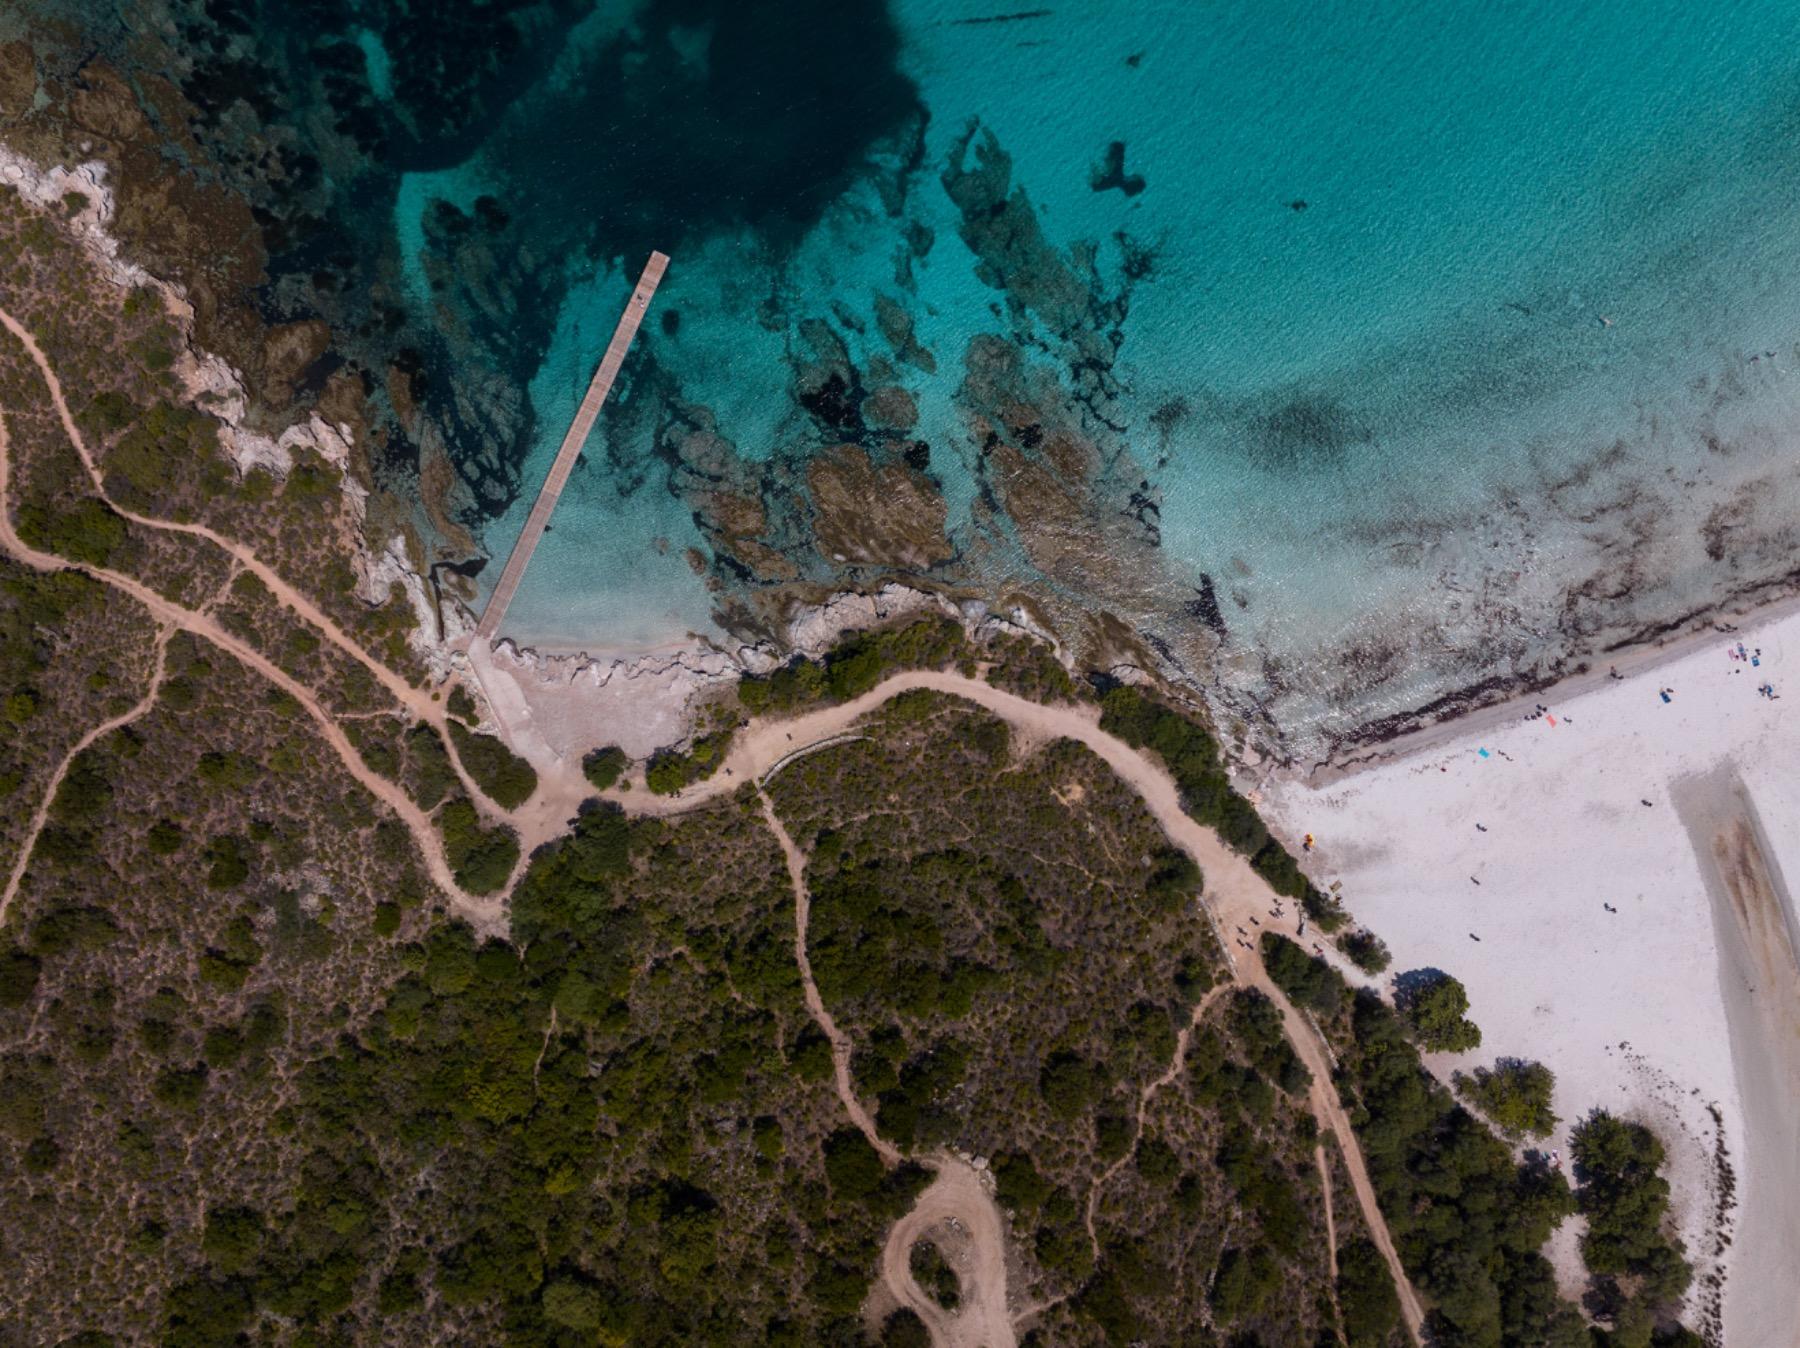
[17,497,127,567]
[1396,970,1482,1053]
[644,729,733,796]
[437,797,519,895]
[446,684,478,724]
[152,1063,208,1111]
[1336,1236,1400,1347]
[1038,1050,1104,1120]
[201,1206,264,1273]
[881,1308,930,1348]
[1260,932,1346,1017]
[542,1278,605,1330]
[1209,1243,1280,1323]
[1456,1059,1558,1140]
[909,1239,959,1309]
[1337,927,1392,973]
[581,745,628,791]
[448,721,537,809]
[0,947,40,1007]
[29,905,119,957]
[403,723,457,808]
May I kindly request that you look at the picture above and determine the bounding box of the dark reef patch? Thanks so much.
[1246,392,1369,472]
[16,0,923,539]
[1089,141,1146,197]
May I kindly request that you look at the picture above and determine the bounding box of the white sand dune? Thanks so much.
[1260,609,1800,1343]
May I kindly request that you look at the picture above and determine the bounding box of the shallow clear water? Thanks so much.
[441,0,1800,750]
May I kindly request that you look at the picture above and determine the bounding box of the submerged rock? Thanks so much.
[807,445,954,571]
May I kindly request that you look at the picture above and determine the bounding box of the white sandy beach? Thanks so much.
[1259,608,1800,1344]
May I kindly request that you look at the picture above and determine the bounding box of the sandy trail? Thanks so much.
[757,788,898,1165]
[1671,766,1800,1347]
[697,674,1423,1342]
[2,300,1421,1326]
[0,405,502,930]
[1084,983,1230,1257]
[761,785,1013,1346]
[0,625,170,924]
[0,307,499,818]
[877,1158,1017,1348]
[1317,1145,1339,1279]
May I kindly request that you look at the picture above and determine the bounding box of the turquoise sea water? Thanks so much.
[453,1,1800,750]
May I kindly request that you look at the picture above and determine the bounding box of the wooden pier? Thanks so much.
[475,250,669,643]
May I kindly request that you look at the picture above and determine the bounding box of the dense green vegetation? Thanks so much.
[1257,930,1580,1346]
[435,797,519,895]
[447,720,538,809]
[1337,926,1393,974]
[909,1238,959,1309]
[1097,686,1347,932]
[1346,987,1581,1346]
[1336,1236,1402,1347]
[768,695,1344,1345]
[736,617,969,716]
[1457,1060,1559,1140]
[1571,1112,1694,1337]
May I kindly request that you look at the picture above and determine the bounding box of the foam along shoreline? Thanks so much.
[1256,603,1800,1342]
[1670,766,1800,1348]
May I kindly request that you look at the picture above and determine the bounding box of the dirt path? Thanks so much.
[757,788,898,1165]
[1084,983,1230,1256]
[877,1157,1017,1348]
[1317,1145,1339,1277]
[0,625,171,925]
[649,672,1425,1341]
[0,406,503,931]
[0,307,498,818]
[761,785,1016,1347]
[1,300,1421,1329]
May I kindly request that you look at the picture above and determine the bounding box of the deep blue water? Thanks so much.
[57,0,1800,752]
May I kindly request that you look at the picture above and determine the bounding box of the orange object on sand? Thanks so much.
[1545,714,1557,727]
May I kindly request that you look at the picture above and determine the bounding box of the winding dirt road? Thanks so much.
[757,789,897,1165]
[636,672,1425,1342]
[0,308,498,817]
[0,405,503,928]
[0,300,1423,1338]
[721,678,1423,1342]
[877,1159,1017,1348]
[0,625,170,924]
[761,786,1015,1345]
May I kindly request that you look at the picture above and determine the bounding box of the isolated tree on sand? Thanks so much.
[1395,970,1481,1053]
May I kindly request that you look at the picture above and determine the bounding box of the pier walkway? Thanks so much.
[475,250,669,643]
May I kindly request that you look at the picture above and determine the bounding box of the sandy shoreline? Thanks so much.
[1303,588,1800,786]
[1258,601,1800,1343]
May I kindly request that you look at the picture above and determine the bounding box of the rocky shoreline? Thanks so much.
[17,139,1794,785]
